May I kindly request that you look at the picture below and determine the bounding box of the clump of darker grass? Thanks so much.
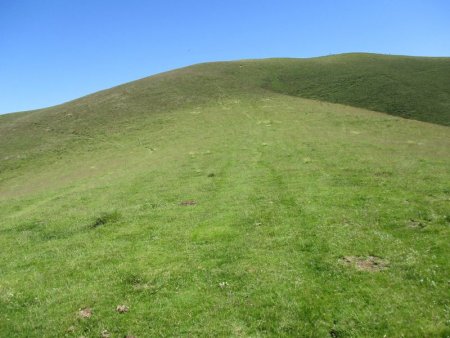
[90,210,121,228]
[123,273,145,286]
[16,220,44,232]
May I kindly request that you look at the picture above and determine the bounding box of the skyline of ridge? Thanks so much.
[1,0,449,114]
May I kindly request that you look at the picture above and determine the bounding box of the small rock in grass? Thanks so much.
[78,307,92,318]
[116,304,129,313]
[100,329,110,338]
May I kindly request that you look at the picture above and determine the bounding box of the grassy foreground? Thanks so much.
[0,54,449,337]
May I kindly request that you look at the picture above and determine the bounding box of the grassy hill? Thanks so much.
[261,53,450,126]
[0,53,449,337]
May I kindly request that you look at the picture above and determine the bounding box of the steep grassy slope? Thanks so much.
[262,54,450,125]
[0,54,449,337]
[2,54,449,177]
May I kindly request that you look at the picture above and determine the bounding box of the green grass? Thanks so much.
[260,53,450,126]
[0,53,449,337]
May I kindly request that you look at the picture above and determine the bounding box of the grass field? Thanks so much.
[0,53,449,337]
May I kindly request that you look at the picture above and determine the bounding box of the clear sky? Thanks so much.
[1,0,449,114]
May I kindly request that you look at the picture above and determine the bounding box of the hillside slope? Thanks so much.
[2,54,450,178]
[260,53,450,125]
[0,54,449,337]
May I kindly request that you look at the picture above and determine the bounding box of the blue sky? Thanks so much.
[1,0,449,114]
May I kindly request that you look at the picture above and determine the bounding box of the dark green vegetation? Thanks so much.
[0,53,449,337]
[263,53,450,126]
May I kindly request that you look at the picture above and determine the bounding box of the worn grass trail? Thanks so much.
[1,92,449,336]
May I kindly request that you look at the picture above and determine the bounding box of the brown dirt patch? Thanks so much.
[408,219,426,228]
[180,200,197,206]
[340,255,389,272]
[116,304,129,313]
[78,307,92,318]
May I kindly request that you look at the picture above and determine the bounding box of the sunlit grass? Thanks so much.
[0,55,449,336]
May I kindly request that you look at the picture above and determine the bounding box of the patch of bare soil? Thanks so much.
[180,200,197,206]
[116,304,129,313]
[340,256,389,271]
[78,307,92,318]
[408,219,426,228]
